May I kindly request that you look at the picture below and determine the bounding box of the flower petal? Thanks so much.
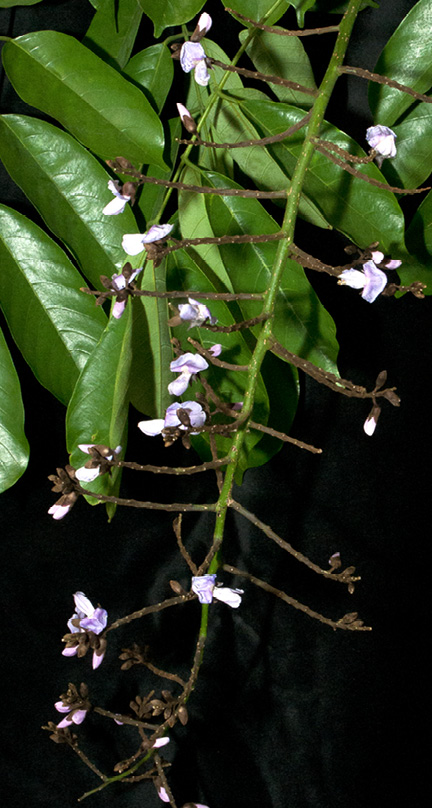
[92,649,105,670]
[48,503,71,520]
[194,59,210,86]
[80,607,108,634]
[112,300,127,319]
[62,645,78,657]
[103,195,129,216]
[213,587,244,608]
[141,223,173,243]
[197,12,212,34]
[71,709,87,725]
[362,260,388,303]
[122,233,145,255]
[137,418,165,436]
[73,592,95,616]
[338,269,366,290]
[75,465,101,483]
[170,353,208,373]
[180,41,205,72]
[168,372,192,397]
[191,574,216,603]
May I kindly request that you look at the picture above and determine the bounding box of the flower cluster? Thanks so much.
[75,443,121,482]
[54,682,91,729]
[338,249,402,303]
[62,592,108,670]
[179,13,212,87]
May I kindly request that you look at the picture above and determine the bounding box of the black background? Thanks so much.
[0,1,429,807]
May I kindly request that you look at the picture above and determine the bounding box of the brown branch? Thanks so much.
[289,244,340,276]
[141,659,186,688]
[187,337,249,371]
[315,138,377,164]
[177,112,312,148]
[315,141,431,194]
[154,754,178,808]
[248,421,322,454]
[339,65,432,104]
[93,707,156,730]
[222,564,371,631]
[225,7,339,35]
[208,58,318,96]
[173,514,198,575]
[229,500,360,588]
[157,231,287,262]
[106,593,196,633]
[201,312,271,333]
[71,741,107,781]
[107,161,287,198]
[115,457,232,474]
[77,487,218,513]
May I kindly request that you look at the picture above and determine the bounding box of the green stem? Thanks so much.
[207,0,364,570]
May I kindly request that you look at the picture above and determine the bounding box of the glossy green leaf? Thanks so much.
[369,0,432,126]
[238,96,406,253]
[385,102,432,190]
[309,0,378,12]
[166,247,270,480]
[136,118,181,225]
[2,31,166,169]
[130,259,173,418]
[83,0,143,69]
[198,41,329,230]
[179,165,235,292]
[0,205,107,405]
[404,190,432,294]
[0,325,29,493]
[224,0,290,26]
[0,115,139,289]
[66,305,132,510]
[138,0,205,37]
[201,169,339,372]
[123,43,174,112]
[0,0,43,6]
[239,27,316,107]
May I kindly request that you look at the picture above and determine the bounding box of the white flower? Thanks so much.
[138,401,207,437]
[75,444,121,482]
[103,180,131,216]
[366,125,397,167]
[196,12,212,36]
[191,575,244,608]
[168,352,209,396]
[370,250,402,270]
[122,223,173,256]
[178,297,217,328]
[338,260,388,303]
[180,41,210,86]
[48,502,72,520]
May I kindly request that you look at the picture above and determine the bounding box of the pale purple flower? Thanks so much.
[122,223,173,256]
[138,401,207,437]
[103,180,131,216]
[208,343,222,357]
[191,574,216,603]
[75,444,121,482]
[55,703,88,729]
[371,250,402,270]
[168,352,209,396]
[158,786,170,803]
[366,125,397,167]
[109,266,142,318]
[196,12,212,36]
[153,737,170,748]
[178,297,217,328]
[338,260,388,303]
[191,575,244,608]
[180,41,210,86]
[48,501,72,520]
[63,592,108,668]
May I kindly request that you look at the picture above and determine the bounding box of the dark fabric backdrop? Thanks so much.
[0,1,428,807]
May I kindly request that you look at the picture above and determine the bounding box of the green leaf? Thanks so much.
[129,259,173,418]
[136,118,181,225]
[224,0,290,26]
[0,325,29,493]
[369,0,432,126]
[239,27,316,108]
[202,170,340,373]
[0,205,107,405]
[123,43,174,112]
[166,248,271,480]
[66,305,132,511]
[238,96,406,253]
[198,43,329,230]
[0,115,139,289]
[138,0,205,37]
[179,166,235,292]
[404,189,432,294]
[0,0,43,7]
[384,102,432,190]
[2,31,166,169]
[83,0,143,70]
